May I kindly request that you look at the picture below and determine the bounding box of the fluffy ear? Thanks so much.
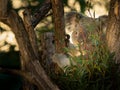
[65,11,83,22]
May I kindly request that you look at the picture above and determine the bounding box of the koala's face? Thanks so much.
[65,11,84,44]
[65,11,83,35]
[71,26,87,45]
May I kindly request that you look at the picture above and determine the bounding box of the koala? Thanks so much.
[51,12,108,69]
[65,11,108,56]
[65,11,85,44]
[65,11,108,37]
[65,11,83,34]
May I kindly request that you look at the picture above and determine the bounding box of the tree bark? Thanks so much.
[8,10,59,90]
[0,0,8,19]
[0,0,59,90]
[106,0,120,63]
[31,0,52,27]
[51,0,66,53]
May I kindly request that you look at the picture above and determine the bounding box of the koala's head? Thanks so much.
[65,11,83,35]
[65,11,85,45]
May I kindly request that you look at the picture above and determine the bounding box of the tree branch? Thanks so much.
[51,0,66,53]
[31,0,52,27]
[0,0,8,19]
[23,8,39,58]
[0,0,59,89]
[7,10,59,90]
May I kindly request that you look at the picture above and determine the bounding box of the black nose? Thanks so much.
[65,34,70,39]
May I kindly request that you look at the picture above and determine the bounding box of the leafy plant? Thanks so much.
[51,32,120,90]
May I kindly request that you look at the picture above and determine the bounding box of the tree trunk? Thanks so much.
[0,0,59,90]
[51,0,66,53]
[106,0,120,63]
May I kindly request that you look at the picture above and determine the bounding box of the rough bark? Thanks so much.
[0,0,8,19]
[31,0,52,27]
[106,0,120,63]
[0,0,59,90]
[8,10,59,90]
[51,0,66,53]
[23,9,39,59]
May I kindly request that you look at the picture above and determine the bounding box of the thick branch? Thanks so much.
[8,11,58,90]
[0,0,59,89]
[7,10,59,90]
[23,9,39,58]
[0,0,8,19]
[31,0,52,27]
[7,10,37,64]
[51,0,66,53]
[0,0,10,25]
[106,0,120,63]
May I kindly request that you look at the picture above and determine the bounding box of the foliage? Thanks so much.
[51,34,120,90]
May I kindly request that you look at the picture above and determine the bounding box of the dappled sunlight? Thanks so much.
[0,44,10,52]
[12,0,22,9]
[18,9,24,19]
[0,22,11,31]
[68,0,80,12]
[85,0,109,18]
[6,31,16,45]
[0,22,18,52]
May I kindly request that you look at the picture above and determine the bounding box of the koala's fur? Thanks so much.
[65,11,108,56]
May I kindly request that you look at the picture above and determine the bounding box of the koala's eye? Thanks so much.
[75,31,78,36]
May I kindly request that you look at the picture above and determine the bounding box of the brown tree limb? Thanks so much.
[0,0,10,26]
[23,8,39,58]
[106,0,120,63]
[0,0,8,19]
[51,0,66,53]
[0,0,59,89]
[7,10,59,90]
[31,0,52,27]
